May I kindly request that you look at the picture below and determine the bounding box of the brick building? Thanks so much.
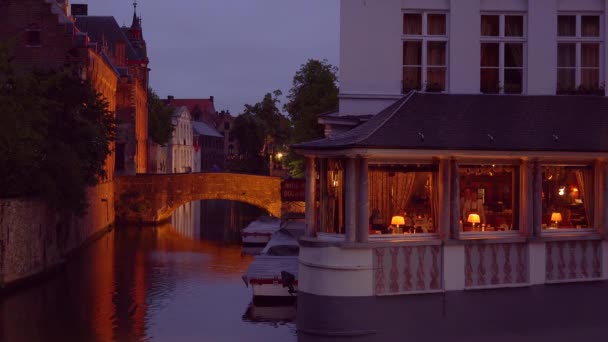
[0,0,120,181]
[75,3,149,175]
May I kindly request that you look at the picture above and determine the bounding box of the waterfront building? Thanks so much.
[192,121,224,172]
[294,0,608,334]
[166,97,235,168]
[167,106,194,174]
[75,3,150,175]
[0,1,121,181]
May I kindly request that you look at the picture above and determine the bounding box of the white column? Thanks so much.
[533,161,543,237]
[439,159,451,241]
[345,157,357,243]
[305,156,317,237]
[356,157,369,243]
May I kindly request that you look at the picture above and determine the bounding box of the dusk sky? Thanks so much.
[78,0,340,114]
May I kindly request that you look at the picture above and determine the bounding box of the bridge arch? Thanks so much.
[115,173,282,223]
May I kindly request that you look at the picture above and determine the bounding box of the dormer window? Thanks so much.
[26,24,41,47]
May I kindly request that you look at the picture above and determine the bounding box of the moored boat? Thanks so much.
[240,216,281,247]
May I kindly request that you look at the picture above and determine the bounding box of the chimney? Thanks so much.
[71,4,88,16]
[210,96,214,103]
[167,95,174,103]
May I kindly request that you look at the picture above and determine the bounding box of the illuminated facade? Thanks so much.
[295,0,608,336]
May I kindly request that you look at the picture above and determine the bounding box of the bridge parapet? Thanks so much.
[115,173,282,223]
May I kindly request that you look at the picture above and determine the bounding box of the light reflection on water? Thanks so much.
[0,200,296,342]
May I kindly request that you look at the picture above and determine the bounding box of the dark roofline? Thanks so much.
[294,92,608,153]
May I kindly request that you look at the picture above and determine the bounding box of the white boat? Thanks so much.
[240,216,281,247]
[242,221,304,299]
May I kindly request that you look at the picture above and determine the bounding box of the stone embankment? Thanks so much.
[0,181,115,290]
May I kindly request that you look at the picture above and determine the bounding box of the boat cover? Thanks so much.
[242,256,299,285]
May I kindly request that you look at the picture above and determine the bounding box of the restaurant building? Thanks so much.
[294,0,608,335]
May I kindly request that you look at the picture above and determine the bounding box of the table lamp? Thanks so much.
[391,215,405,229]
[467,213,480,230]
[551,212,562,228]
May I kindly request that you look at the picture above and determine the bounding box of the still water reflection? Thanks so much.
[0,200,296,342]
[3,200,608,342]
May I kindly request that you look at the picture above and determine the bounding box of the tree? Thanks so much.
[230,91,291,174]
[148,88,174,145]
[284,59,339,177]
[0,43,116,215]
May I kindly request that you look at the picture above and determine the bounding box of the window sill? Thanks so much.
[539,228,601,241]
[451,231,526,244]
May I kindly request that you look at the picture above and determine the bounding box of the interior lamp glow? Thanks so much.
[467,213,481,229]
[391,216,405,228]
[551,212,562,228]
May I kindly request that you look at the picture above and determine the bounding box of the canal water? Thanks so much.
[2,200,608,342]
[0,200,297,342]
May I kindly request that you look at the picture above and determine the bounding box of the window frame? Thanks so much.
[480,13,527,94]
[457,162,522,239]
[25,24,42,47]
[402,11,450,93]
[556,13,604,93]
[539,163,598,236]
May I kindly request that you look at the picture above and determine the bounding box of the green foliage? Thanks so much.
[284,59,339,177]
[230,91,292,174]
[0,43,116,215]
[285,59,338,143]
[148,88,174,145]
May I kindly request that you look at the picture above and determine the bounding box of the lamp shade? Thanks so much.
[467,213,481,224]
[391,216,405,226]
[551,212,563,222]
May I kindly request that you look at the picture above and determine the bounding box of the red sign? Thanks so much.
[281,179,306,201]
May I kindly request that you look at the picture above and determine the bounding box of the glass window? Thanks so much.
[481,43,499,93]
[403,13,422,35]
[582,16,600,37]
[542,166,593,229]
[504,43,523,94]
[480,14,526,94]
[403,41,422,91]
[556,15,603,94]
[505,16,524,37]
[26,24,41,46]
[402,12,449,93]
[368,165,437,235]
[481,15,499,36]
[459,165,518,232]
[427,41,446,92]
[558,15,576,36]
[427,14,446,35]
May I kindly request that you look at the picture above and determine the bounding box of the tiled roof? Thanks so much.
[74,16,139,61]
[294,92,608,152]
[168,99,216,115]
[192,122,223,138]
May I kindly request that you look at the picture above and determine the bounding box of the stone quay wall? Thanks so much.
[0,181,115,289]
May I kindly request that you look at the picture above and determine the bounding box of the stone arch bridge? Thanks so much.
[114,173,282,223]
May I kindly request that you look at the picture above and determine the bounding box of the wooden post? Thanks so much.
[345,157,357,243]
[532,161,543,237]
[305,156,317,237]
[603,162,608,239]
[356,157,369,243]
[450,159,461,239]
[319,159,328,234]
[439,159,451,241]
